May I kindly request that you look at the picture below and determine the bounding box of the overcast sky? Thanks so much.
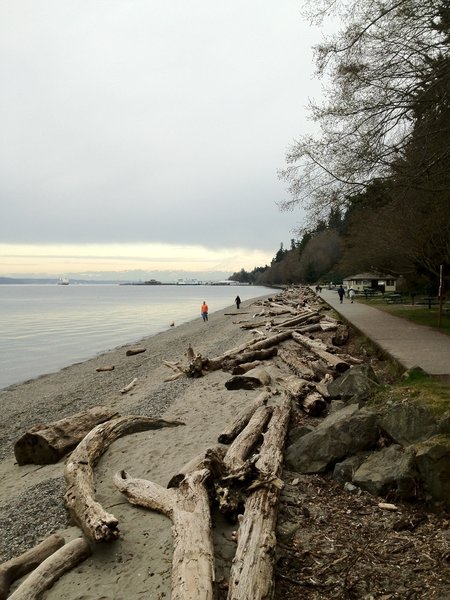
[0,1,326,277]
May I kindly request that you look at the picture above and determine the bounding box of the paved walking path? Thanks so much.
[318,289,450,376]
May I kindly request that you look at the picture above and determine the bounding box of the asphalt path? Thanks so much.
[318,288,450,376]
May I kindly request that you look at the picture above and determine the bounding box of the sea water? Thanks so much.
[0,284,273,389]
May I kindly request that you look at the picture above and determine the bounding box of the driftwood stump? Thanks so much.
[14,407,119,465]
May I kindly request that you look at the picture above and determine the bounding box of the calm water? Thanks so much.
[0,284,273,390]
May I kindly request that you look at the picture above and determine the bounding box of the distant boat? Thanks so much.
[58,277,70,285]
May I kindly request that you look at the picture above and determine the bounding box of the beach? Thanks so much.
[0,295,271,598]
[1,291,449,600]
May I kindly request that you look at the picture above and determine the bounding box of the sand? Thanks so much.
[0,296,271,599]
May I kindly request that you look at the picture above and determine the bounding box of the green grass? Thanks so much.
[371,367,450,416]
[357,297,450,334]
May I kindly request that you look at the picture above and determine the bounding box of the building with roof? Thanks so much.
[343,272,397,293]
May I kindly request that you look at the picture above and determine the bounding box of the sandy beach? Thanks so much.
[0,295,273,598]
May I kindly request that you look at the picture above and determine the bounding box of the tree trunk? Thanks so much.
[14,407,119,466]
[0,534,65,600]
[114,469,215,600]
[218,391,271,444]
[167,446,226,489]
[277,347,315,379]
[279,375,311,401]
[227,397,291,600]
[221,347,278,372]
[64,415,183,543]
[301,391,328,416]
[8,538,91,600]
[277,311,319,328]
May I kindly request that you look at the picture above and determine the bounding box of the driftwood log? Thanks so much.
[125,347,146,356]
[14,407,119,466]
[64,415,184,543]
[227,397,291,600]
[278,347,315,379]
[292,332,350,373]
[7,538,91,600]
[0,534,65,600]
[301,391,328,416]
[95,365,115,372]
[279,374,311,401]
[218,391,271,444]
[114,468,215,600]
[167,445,226,489]
[221,347,278,372]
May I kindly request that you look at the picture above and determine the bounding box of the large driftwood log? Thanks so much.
[0,534,65,600]
[277,311,319,328]
[227,397,291,600]
[221,347,278,372]
[218,391,271,444]
[216,405,273,517]
[277,347,315,379]
[292,332,350,373]
[8,538,91,600]
[205,330,293,371]
[125,347,146,356]
[14,407,119,466]
[64,415,184,543]
[114,468,215,600]
[231,360,262,374]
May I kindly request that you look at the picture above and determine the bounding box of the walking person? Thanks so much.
[201,301,208,322]
[235,295,241,309]
[349,288,355,303]
[337,285,345,304]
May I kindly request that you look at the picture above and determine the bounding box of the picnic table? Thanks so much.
[417,297,439,309]
[384,293,405,304]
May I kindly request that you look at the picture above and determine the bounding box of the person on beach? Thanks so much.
[201,301,209,322]
[235,295,241,309]
[337,285,345,304]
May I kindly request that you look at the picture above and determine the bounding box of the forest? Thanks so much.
[231,0,449,292]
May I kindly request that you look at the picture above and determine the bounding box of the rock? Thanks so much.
[414,435,450,509]
[333,453,370,484]
[343,482,359,494]
[285,404,378,473]
[331,324,349,346]
[352,445,418,499]
[287,425,315,446]
[327,364,380,403]
[379,400,450,446]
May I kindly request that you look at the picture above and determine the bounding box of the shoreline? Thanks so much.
[0,294,271,597]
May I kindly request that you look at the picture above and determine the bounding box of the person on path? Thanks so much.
[337,285,345,304]
[235,295,241,309]
[201,301,209,322]
[349,288,355,303]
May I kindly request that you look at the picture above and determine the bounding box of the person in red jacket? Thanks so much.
[201,301,208,322]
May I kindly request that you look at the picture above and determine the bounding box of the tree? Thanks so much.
[280,0,450,224]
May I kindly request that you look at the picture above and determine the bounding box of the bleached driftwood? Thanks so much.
[278,375,311,401]
[277,347,315,380]
[167,446,226,489]
[14,407,119,466]
[231,360,262,374]
[218,391,271,444]
[0,534,65,600]
[120,377,138,394]
[301,391,328,416]
[7,538,91,600]
[292,332,350,373]
[114,468,215,600]
[221,347,277,372]
[227,397,291,600]
[64,415,184,543]
[95,365,115,372]
[277,311,319,328]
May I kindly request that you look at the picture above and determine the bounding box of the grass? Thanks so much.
[356,297,450,334]
[371,367,450,416]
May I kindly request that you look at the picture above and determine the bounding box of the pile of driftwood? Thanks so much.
[3,286,366,599]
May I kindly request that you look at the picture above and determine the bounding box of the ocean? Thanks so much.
[0,284,274,390]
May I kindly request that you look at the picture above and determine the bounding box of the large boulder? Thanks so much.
[379,400,450,446]
[333,453,370,484]
[352,445,418,499]
[327,364,380,403]
[414,435,450,509]
[285,404,378,473]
